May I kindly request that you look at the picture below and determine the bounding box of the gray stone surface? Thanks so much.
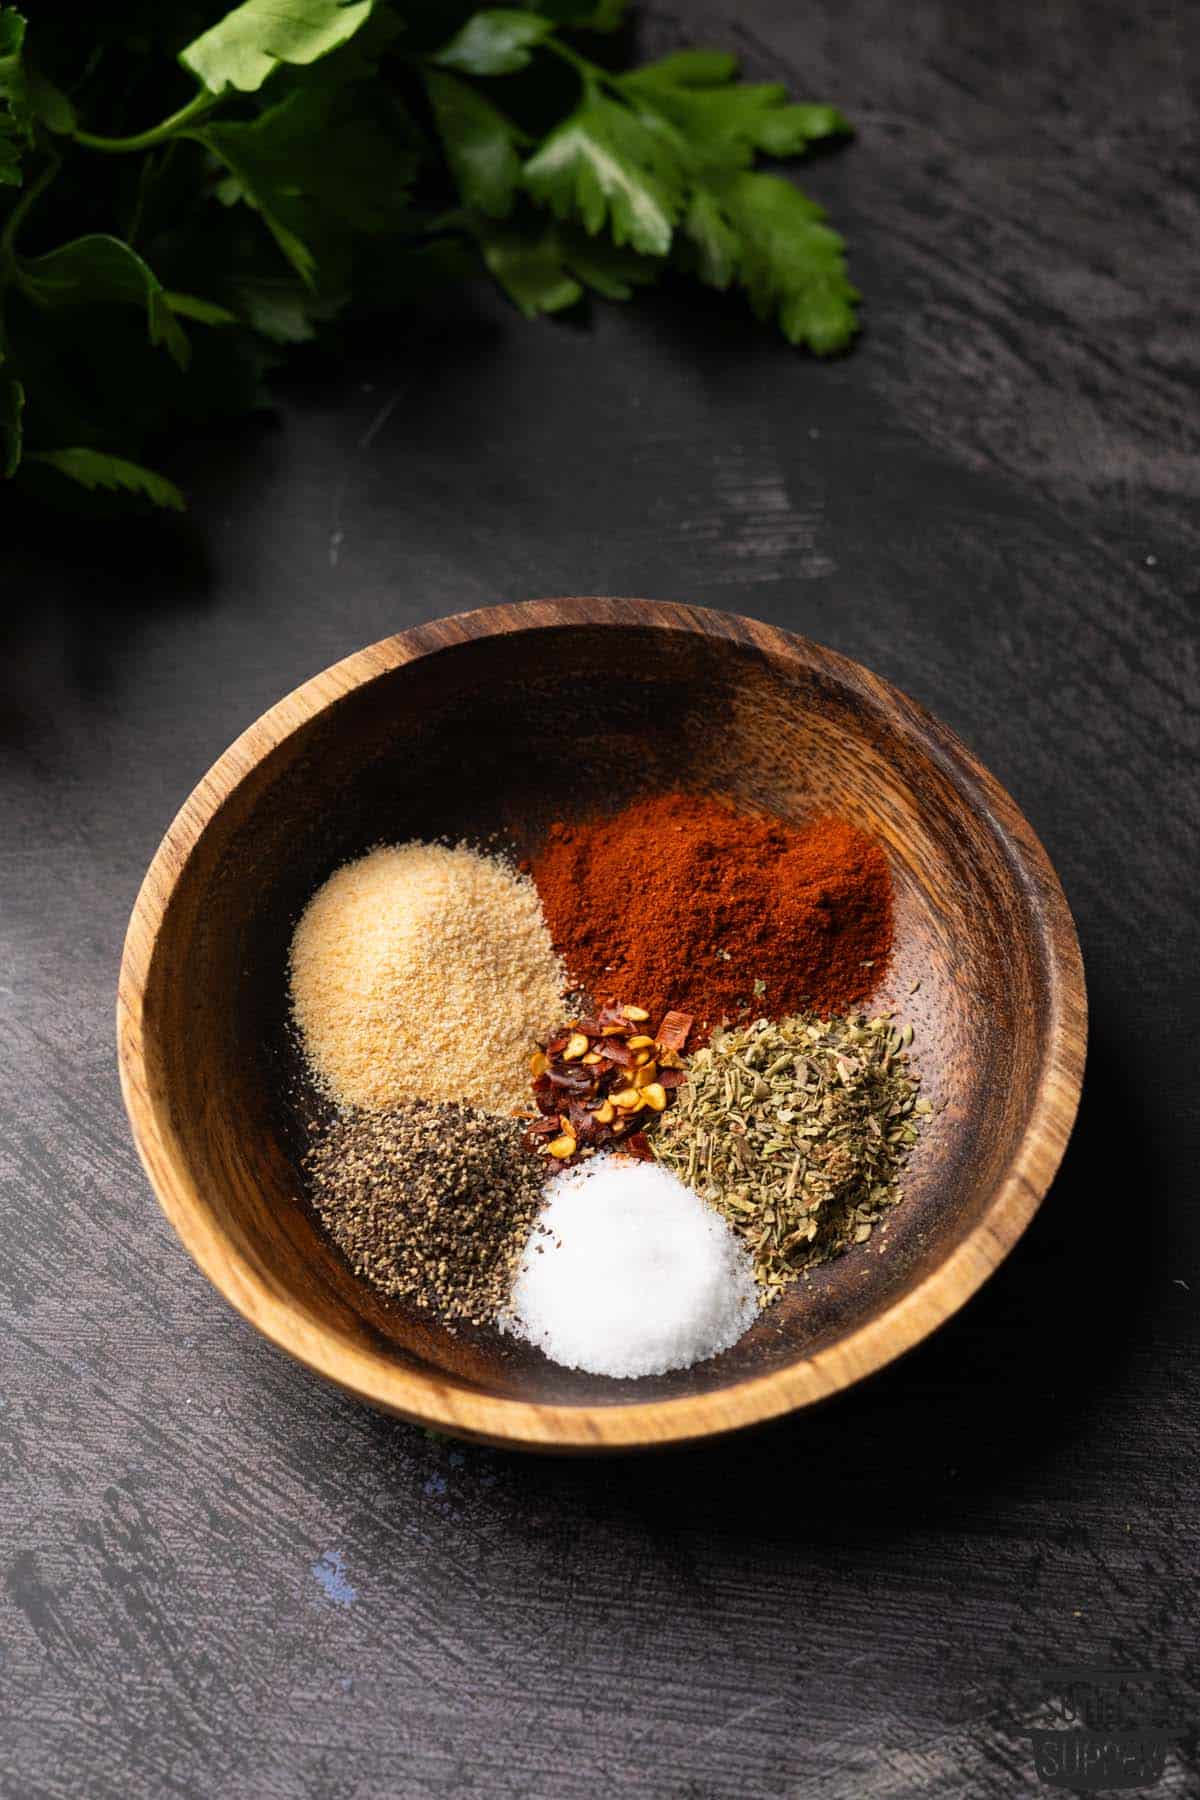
[1,2,1197,1794]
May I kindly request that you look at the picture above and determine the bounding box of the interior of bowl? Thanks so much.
[132,610,1069,1415]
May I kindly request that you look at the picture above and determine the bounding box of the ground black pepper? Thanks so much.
[306,1101,548,1326]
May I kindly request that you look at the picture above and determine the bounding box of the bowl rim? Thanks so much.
[117,597,1087,1452]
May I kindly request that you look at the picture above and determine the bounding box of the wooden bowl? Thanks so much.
[118,599,1086,1452]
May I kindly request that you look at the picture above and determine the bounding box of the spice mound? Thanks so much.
[652,1012,927,1300]
[526,1003,692,1164]
[306,1101,547,1326]
[532,792,892,1038]
[289,840,565,1115]
[505,1156,758,1377]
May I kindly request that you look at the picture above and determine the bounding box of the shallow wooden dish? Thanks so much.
[118,599,1086,1452]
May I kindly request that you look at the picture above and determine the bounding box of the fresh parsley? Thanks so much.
[0,0,858,509]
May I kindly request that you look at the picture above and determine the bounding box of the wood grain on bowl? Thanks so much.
[116,599,1086,1452]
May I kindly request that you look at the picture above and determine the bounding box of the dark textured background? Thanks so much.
[2,2,1197,1795]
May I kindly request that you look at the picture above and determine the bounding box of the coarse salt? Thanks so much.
[504,1156,758,1378]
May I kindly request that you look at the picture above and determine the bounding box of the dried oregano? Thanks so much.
[651,1013,930,1301]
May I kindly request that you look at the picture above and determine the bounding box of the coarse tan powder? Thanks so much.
[289,841,566,1115]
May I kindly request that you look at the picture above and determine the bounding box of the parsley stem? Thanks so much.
[0,151,61,269]
[73,90,217,155]
[542,37,601,89]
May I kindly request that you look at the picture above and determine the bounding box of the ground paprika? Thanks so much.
[532,792,892,1038]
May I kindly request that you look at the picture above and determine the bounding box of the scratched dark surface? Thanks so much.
[2,2,1198,1796]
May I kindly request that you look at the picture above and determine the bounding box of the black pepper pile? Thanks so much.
[306,1101,547,1326]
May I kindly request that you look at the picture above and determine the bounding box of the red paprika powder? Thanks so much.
[532,792,892,1037]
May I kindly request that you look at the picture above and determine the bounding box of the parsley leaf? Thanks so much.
[477,219,583,317]
[425,68,522,218]
[1,368,22,475]
[476,215,658,315]
[0,6,28,181]
[234,275,342,342]
[619,49,737,87]
[696,171,859,354]
[195,82,416,287]
[25,446,185,509]
[515,48,857,349]
[181,0,375,96]
[162,291,240,326]
[197,121,319,286]
[0,7,27,119]
[24,67,74,135]
[555,227,658,301]
[0,111,19,185]
[682,185,741,289]
[432,10,552,77]
[621,63,850,171]
[524,89,683,255]
[602,52,858,349]
[18,234,191,367]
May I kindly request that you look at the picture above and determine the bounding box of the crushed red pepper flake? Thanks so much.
[524,1005,692,1166]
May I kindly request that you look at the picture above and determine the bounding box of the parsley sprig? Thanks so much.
[0,1,857,510]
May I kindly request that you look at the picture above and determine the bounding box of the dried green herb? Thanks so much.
[651,1012,929,1300]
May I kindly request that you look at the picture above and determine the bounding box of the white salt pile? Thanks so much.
[505,1156,758,1378]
